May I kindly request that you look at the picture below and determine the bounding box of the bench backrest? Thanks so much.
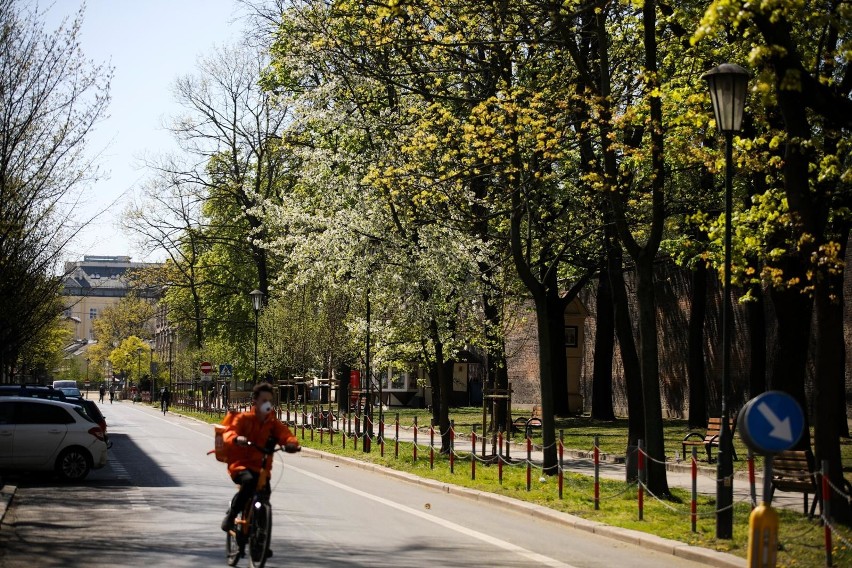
[705,417,736,436]
[773,450,815,477]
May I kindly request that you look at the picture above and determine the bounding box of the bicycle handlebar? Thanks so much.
[242,440,301,454]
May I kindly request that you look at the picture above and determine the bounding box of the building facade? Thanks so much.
[61,255,160,342]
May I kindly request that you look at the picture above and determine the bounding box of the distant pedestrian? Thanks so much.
[220,381,230,409]
[109,384,115,404]
[161,386,171,414]
[98,384,106,403]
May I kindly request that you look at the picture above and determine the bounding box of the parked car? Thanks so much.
[52,380,82,398]
[0,385,68,400]
[0,386,110,446]
[0,397,108,480]
[65,397,107,431]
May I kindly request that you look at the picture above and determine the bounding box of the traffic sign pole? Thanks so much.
[739,391,804,568]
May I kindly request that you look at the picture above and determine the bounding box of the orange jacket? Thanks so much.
[222,407,298,477]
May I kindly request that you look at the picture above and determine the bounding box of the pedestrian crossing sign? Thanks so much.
[219,364,233,377]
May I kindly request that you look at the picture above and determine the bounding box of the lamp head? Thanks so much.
[250,289,265,312]
[702,63,750,133]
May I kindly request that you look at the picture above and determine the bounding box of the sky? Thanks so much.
[41,0,249,264]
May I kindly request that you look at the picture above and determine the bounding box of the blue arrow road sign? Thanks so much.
[739,391,805,455]
[219,363,233,377]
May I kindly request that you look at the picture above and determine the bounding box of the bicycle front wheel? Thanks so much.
[225,516,243,567]
[247,501,272,568]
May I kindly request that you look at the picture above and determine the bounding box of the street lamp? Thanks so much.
[136,347,142,403]
[150,345,155,401]
[250,289,264,384]
[364,289,372,452]
[85,358,90,397]
[168,330,175,393]
[702,62,749,540]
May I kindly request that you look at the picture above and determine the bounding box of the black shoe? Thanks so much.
[266,549,273,558]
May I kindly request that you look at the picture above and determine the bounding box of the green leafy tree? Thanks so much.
[695,0,852,521]
[108,336,151,386]
[0,1,111,380]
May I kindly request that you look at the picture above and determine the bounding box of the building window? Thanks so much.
[89,308,98,320]
[565,325,578,348]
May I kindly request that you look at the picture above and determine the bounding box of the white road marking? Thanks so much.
[127,404,576,567]
[284,463,578,568]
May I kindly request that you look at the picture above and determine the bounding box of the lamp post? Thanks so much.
[364,289,372,452]
[168,330,175,393]
[702,62,750,540]
[85,358,90,397]
[136,347,142,402]
[250,289,264,385]
[150,346,155,401]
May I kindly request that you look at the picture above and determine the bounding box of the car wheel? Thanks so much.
[56,447,92,481]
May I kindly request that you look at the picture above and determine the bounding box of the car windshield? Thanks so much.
[57,387,82,397]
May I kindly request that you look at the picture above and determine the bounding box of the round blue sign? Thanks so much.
[738,391,805,455]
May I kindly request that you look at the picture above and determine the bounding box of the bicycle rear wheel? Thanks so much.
[247,501,272,568]
[225,516,244,567]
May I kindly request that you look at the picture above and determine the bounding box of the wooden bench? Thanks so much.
[682,417,738,462]
[770,449,821,519]
[512,404,543,437]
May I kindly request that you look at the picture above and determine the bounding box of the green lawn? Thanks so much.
[178,404,852,568]
[385,407,852,471]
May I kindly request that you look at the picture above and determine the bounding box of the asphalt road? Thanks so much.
[0,401,722,567]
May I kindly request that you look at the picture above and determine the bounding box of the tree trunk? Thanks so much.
[547,289,570,417]
[813,274,851,521]
[532,294,559,473]
[428,361,441,433]
[636,257,670,496]
[769,282,813,450]
[508,191,559,474]
[811,222,851,521]
[591,258,616,421]
[338,363,351,413]
[746,287,767,399]
[484,295,510,432]
[833,232,850,439]
[687,259,708,428]
[429,319,453,453]
[608,247,645,481]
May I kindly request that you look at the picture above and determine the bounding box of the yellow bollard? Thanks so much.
[747,503,779,568]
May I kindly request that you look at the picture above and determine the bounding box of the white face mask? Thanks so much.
[258,400,273,417]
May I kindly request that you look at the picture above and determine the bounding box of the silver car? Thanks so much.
[0,397,108,480]
[51,380,82,398]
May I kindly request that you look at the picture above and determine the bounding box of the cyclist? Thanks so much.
[220,382,300,532]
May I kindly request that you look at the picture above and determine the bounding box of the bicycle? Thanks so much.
[225,440,299,568]
[161,398,169,415]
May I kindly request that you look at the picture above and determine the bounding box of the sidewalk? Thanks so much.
[288,412,809,514]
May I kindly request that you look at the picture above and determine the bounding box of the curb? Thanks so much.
[0,484,16,528]
[300,448,743,568]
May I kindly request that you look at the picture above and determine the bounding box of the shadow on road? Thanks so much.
[1,529,531,567]
[2,433,181,489]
